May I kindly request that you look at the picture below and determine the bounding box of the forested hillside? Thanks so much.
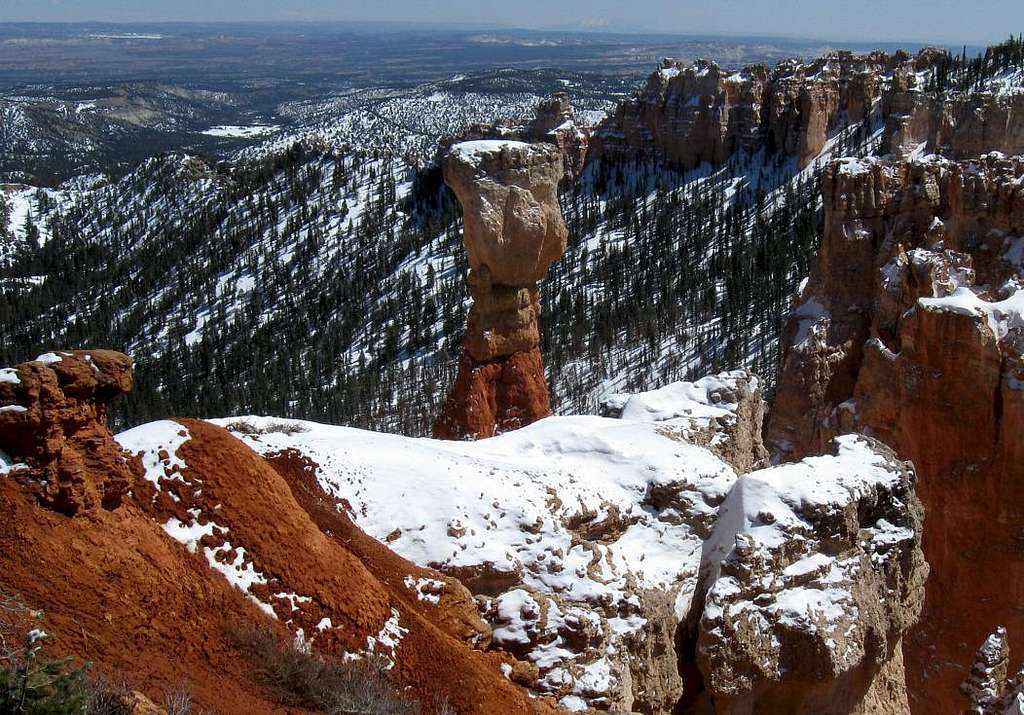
[2,38,1020,434]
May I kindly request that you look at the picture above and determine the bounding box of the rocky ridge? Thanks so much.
[223,369,927,714]
[589,49,944,171]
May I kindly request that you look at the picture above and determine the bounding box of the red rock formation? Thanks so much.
[434,140,568,440]
[0,350,556,713]
[767,153,1024,713]
[0,350,138,515]
[590,50,928,171]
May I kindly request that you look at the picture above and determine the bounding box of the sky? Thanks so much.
[1,0,1021,46]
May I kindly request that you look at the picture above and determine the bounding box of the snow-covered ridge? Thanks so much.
[194,380,922,711]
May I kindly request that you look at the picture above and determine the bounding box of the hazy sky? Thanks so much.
[2,0,1021,45]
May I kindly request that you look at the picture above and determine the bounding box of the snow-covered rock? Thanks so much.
[693,435,926,713]
[207,408,925,713]
[601,370,769,473]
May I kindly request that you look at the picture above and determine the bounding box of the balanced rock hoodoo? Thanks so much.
[434,140,568,440]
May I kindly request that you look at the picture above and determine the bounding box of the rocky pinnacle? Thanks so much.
[433,140,567,440]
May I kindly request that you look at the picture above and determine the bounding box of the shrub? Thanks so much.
[230,626,417,714]
[83,678,133,715]
[0,590,89,714]
[225,420,309,436]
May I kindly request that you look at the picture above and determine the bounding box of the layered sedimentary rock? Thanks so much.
[767,152,1024,712]
[227,372,927,714]
[0,349,137,515]
[590,50,935,171]
[884,66,1024,159]
[434,140,568,440]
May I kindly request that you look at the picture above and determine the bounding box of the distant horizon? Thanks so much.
[0,0,1018,48]
[0,18,1002,55]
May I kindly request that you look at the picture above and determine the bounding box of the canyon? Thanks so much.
[3,39,1024,715]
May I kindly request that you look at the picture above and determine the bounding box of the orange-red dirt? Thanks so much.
[433,349,552,440]
[0,351,557,714]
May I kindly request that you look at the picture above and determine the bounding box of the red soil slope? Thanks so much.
[0,351,554,714]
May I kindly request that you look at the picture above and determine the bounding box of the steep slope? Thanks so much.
[0,350,553,713]
[767,151,1024,713]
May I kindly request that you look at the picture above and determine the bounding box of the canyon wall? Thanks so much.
[590,50,939,171]
[767,153,1024,713]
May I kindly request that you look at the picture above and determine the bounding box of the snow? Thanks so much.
[34,352,64,365]
[0,405,27,413]
[203,542,276,618]
[403,575,445,605]
[0,448,28,476]
[361,608,407,669]
[836,157,873,177]
[616,372,751,424]
[162,513,220,554]
[201,125,280,139]
[215,414,736,599]
[450,139,532,164]
[215,412,736,703]
[704,434,902,564]
[115,420,191,488]
[791,298,829,352]
[918,285,1024,339]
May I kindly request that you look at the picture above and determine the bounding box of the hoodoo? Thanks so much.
[433,140,568,440]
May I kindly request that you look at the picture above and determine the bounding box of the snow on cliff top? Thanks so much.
[450,139,534,164]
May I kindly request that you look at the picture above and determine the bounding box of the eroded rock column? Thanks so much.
[433,140,567,440]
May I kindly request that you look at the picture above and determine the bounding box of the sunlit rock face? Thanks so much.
[768,152,1024,712]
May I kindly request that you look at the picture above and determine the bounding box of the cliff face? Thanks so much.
[884,68,1024,159]
[0,350,138,515]
[590,50,925,171]
[767,153,1024,713]
[0,351,555,714]
[690,436,926,715]
[433,140,568,440]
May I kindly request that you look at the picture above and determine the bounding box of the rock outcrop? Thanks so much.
[433,140,568,440]
[444,92,591,181]
[687,435,926,714]
[0,350,138,515]
[226,374,927,714]
[590,50,938,171]
[600,370,770,474]
[961,627,1024,714]
[767,152,1024,712]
